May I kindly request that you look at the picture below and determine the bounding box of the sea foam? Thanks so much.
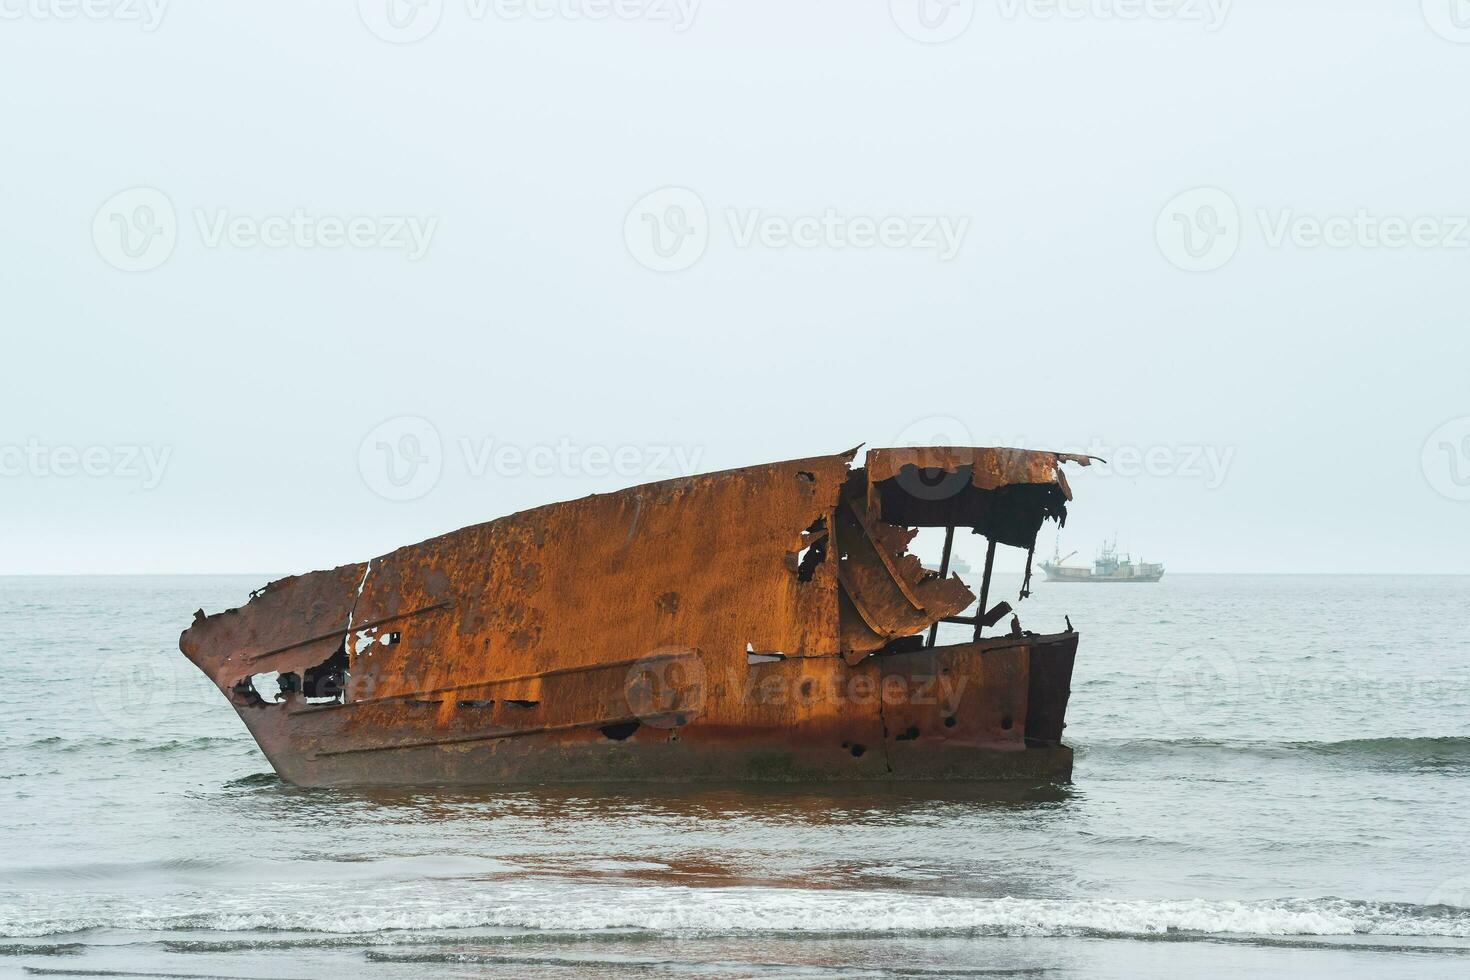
[4,890,1469,941]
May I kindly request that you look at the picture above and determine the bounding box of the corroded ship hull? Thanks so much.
[180,446,1090,787]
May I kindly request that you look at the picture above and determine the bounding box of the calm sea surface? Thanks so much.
[2,574,1468,978]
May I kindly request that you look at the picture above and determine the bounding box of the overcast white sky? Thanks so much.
[2,1,1467,575]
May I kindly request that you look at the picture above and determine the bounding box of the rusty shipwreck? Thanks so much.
[180,446,1091,787]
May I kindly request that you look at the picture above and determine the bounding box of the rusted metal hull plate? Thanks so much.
[179,446,1086,788]
[230,634,1077,787]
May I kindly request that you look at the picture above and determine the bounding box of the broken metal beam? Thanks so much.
[926,525,957,648]
[973,538,998,642]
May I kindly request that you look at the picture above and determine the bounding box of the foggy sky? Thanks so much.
[2,1,1467,575]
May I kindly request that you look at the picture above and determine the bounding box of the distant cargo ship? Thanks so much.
[1041,540,1163,583]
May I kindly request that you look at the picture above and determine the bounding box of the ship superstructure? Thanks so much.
[1040,539,1164,583]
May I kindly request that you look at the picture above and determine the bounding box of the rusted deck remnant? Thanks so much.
[180,446,1089,787]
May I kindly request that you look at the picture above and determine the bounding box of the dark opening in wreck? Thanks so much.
[179,446,1090,787]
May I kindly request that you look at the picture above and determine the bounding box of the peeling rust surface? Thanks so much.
[180,446,1087,787]
[865,446,1093,494]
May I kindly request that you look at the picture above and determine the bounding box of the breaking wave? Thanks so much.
[0,943,82,957]
[1079,736,1470,772]
[4,892,1470,941]
[6,735,243,755]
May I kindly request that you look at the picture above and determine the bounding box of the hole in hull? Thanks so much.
[600,721,641,741]
[796,517,829,582]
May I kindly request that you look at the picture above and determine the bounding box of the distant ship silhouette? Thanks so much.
[1041,539,1164,583]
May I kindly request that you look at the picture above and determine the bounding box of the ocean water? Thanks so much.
[2,573,1468,979]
